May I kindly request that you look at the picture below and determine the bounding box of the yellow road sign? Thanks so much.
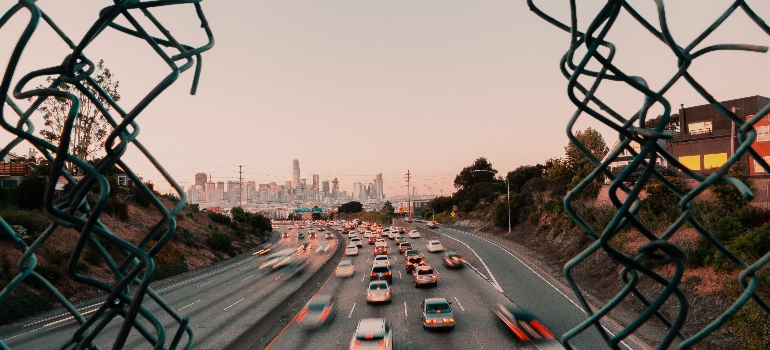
[451,211,456,217]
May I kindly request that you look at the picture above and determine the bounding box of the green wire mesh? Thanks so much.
[0,1,213,349]
[529,1,770,349]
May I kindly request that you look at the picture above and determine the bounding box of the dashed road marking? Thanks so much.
[348,303,356,319]
[454,297,465,312]
[179,300,201,311]
[403,302,408,318]
[242,274,254,282]
[224,298,244,311]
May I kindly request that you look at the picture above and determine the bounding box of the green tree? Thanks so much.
[507,164,545,193]
[37,60,120,173]
[338,201,363,213]
[565,128,609,198]
[644,113,680,132]
[382,201,395,213]
[230,206,247,223]
[709,162,749,213]
[453,157,497,191]
[17,175,47,210]
[249,212,272,233]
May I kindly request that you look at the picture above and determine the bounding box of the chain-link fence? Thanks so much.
[530,1,770,348]
[0,1,213,348]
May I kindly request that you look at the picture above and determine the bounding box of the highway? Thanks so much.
[0,228,339,349]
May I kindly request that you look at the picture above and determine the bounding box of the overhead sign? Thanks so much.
[294,208,310,213]
[311,207,323,213]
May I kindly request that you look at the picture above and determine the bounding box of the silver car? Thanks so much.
[366,280,392,304]
[413,266,438,288]
[349,318,392,350]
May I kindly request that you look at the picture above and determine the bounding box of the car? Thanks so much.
[427,221,440,229]
[297,295,337,329]
[348,231,358,239]
[364,231,372,238]
[491,303,554,342]
[309,230,317,239]
[373,255,390,266]
[298,232,306,239]
[413,266,438,287]
[426,240,444,253]
[404,249,421,258]
[394,235,406,244]
[405,217,414,223]
[253,243,273,255]
[374,245,387,256]
[366,280,392,304]
[282,231,289,238]
[336,259,355,277]
[351,237,363,248]
[297,241,312,253]
[368,236,378,245]
[318,227,325,232]
[326,232,334,239]
[405,255,426,274]
[370,265,392,283]
[397,242,412,254]
[408,230,421,239]
[421,298,455,330]
[349,318,392,350]
[443,253,466,268]
[346,244,359,256]
[387,230,397,239]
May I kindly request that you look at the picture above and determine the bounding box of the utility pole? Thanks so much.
[239,165,243,207]
[405,170,411,217]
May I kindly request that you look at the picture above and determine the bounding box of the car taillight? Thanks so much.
[431,275,437,279]
[367,292,372,296]
[385,291,390,296]
[385,271,391,276]
[320,307,331,321]
[371,273,376,277]
[378,339,389,349]
[443,318,454,323]
[530,320,554,339]
[509,324,530,341]
[296,308,309,323]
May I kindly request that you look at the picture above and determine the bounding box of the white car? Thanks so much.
[336,259,355,277]
[408,230,421,239]
[345,244,359,256]
[349,318,392,350]
[373,255,390,266]
[364,231,372,238]
[426,240,444,253]
[348,231,358,239]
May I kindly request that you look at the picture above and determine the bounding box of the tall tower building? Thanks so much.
[375,173,384,201]
[332,177,339,198]
[292,159,300,190]
[195,173,207,190]
[322,180,330,194]
[312,174,320,190]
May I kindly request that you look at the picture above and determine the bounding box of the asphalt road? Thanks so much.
[0,230,339,349]
[265,228,567,350]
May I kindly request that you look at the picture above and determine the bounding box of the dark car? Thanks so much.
[370,265,393,283]
[374,245,388,256]
[492,303,554,342]
[421,298,455,330]
[442,253,466,268]
[406,256,426,273]
[397,242,412,254]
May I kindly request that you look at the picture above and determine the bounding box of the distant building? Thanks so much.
[322,180,330,194]
[292,159,300,190]
[195,173,207,190]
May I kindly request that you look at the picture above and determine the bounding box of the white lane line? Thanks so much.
[454,297,465,312]
[23,303,101,328]
[276,273,284,280]
[43,308,98,328]
[403,302,408,318]
[361,274,366,283]
[223,298,245,311]
[196,281,212,288]
[348,303,356,319]
[465,263,488,280]
[441,233,503,293]
[399,270,402,279]
[241,274,254,282]
[179,300,201,311]
[2,327,41,341]
[443,228,632,350]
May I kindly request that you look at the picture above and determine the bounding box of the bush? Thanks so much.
[104,197,129,221]
[0,209,49,243]
[491,200,509,228]
[0,285,54,325]
[0,187,17,208]
[734,300,770,350]
[206,230,233,252]
[729,223,770,263]
[17,175,47,210]
[33,264,62,285]
[208,212,231,226]
[174,228,195,246]
[152,255,188,281]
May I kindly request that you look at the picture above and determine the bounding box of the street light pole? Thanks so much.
[473,170,510,234]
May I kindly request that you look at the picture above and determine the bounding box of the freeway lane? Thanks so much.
[429,224,646,350]
[0,232,339,349]
[266,232,563,350]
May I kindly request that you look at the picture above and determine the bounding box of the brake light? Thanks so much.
[443,318,454,323]
[385,291,390,296]
[296,307,309,323]
[371,273,376,277]
[509,324,530,341]
[530,320,554,339]
[431,275,437,279]
[385,271,391,276]
[378,339,389,349]
[319,306,331,321]
[367,292,372,296]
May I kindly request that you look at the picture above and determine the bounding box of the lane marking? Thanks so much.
[348,303,356,319]
[465,263,488,280]
[399,270,402,279]
[179,300,201,311]
[196,281,212,288]
[403,302,408,318]
[242,274,254,282]
[224,298,245,311]
[443,227,632,350]
[43,308,98,328]
[454,297,465,312]
[361,274,366,283]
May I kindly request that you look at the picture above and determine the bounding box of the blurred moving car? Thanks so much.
[336,259,355,277]
[253,243,273,255]
[348,231,358,239]
[297,242,312,253]
[426,240,444,253]
[403,249,420,258]
[427,221,440,229]
[443,253,466,268]
[370,265,393,283]
[405,255,426,274]
[349,318,392,350]
[297,295,336,329]
[413,266,438,288]
[394,235,406,244]
[282,232,289,238]
[491,303,555,342]
[373,255,390,266]
[345,244,359,256]
[407,230,421,238]
[421,298,455,330]
[366,280,392,304]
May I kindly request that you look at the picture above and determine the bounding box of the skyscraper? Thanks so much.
[322,180,330,194]
[375,173,384,201]
[292,159,300,190]
[195,173,207,190]
[312,174,319,190]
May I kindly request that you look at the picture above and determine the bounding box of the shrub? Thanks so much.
[491,200,509,228]
[0,209,49,243]
[174,228,195,246]
[0,187,17,208]
[206,230,233,252]
[734,300,770,350]
[104,197,129,221]
[208,212,231,226]
[33,264,62,285]
[729,223,770,263]
[0,285,54,325]
[17,176,47,210]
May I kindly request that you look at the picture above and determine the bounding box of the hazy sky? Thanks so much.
[2,1,770,197]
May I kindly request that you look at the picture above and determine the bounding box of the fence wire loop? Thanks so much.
[530,1,770,348]
[1,1,213,349]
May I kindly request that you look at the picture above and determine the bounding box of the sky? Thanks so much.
[2,1,770,198]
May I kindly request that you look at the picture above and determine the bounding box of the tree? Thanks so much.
[382,201,395,213]
[564,128,609,198]
[17,175,47,210]
[249,212,272,233]
[37,59,120,173]
[507,164,546,193]
[338,201,363,214]
[453,157,497,191]
[644,113,680,132]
